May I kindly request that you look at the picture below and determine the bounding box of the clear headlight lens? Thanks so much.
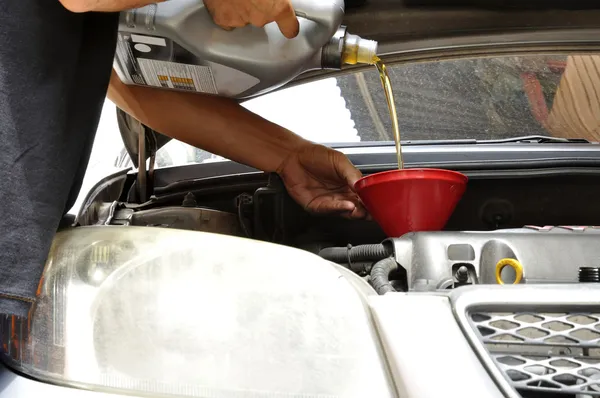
[1,226,394,397]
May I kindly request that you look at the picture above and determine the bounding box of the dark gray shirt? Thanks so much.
[0,1,118,316]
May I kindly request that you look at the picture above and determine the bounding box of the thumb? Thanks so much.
[335,153,363,192]
[275,3,300,39]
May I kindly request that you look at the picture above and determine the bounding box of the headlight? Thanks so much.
[1,226,394,397]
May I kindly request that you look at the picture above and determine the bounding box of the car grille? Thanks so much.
[470,311,600,396]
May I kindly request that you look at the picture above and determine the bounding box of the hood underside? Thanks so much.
[118,0,600,166]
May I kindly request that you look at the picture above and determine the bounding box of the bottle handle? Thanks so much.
[292,0,344,28]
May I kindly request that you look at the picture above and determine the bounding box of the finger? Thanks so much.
[224,17,248,28]
[309,198,371,220]
[250,17,269,28]
[248,8,270,28]
[354,198,371,220]
[335,194,369,219]
[345,167,363,192]
[275,2,299,38]
[339,210,355,220]
[205,2,246,29]
[333,152,363,192]
[308,198,356,215]
[349,203,369,220]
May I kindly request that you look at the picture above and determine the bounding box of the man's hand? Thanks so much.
[108,72,367,219]
[203,0,299,39]
[277,144,368,219]
[58,0,299,41]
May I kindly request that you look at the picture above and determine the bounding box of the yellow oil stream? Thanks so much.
[373,56,403,170]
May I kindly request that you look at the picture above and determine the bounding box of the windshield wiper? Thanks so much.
[477,135,592,144]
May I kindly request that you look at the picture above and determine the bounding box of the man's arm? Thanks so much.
[108,69,367,218]
[107,70,311,173]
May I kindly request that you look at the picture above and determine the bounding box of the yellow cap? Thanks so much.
[495,258,524,285]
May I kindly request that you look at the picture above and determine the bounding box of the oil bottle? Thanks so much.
[114,0,378,99]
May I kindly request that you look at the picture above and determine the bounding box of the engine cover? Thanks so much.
[389,226,600,291]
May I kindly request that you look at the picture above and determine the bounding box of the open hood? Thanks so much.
[117,0,600,166]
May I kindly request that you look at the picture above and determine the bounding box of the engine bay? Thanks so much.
[76,168,600,295]
[22,163,600,398]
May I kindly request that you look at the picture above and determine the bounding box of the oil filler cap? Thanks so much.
[495,258,523,285]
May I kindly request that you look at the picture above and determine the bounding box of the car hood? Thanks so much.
[117,0,600,166]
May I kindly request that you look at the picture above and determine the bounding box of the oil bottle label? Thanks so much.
[114,32,218,94]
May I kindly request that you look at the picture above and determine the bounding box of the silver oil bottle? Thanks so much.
[114,0,378,99]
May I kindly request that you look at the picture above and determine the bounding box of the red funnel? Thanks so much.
[354,168,468,237]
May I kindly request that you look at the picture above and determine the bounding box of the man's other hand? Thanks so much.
[203,0,300,39]
[278,144,368,219]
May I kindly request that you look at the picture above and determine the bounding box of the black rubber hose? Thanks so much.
[370,257,399,295]
[318,244,392,263]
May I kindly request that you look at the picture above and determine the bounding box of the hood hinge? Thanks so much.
[130,116,157,203]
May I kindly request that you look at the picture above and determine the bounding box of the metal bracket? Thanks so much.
[252,173,286,242]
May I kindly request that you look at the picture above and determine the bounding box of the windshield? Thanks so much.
[116,53,600,168]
